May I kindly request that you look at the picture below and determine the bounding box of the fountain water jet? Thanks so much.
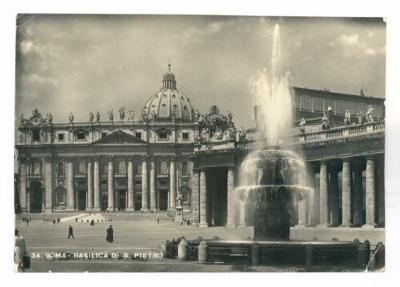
[236,24,310,240]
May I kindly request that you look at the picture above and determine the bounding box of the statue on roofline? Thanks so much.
[68,112,74,124]
[89,112,94,122]
[119,107,125,121]
[95,111,100,123]
[108,110,114,122]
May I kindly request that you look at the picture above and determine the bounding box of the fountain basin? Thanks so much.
[184,239,370,268]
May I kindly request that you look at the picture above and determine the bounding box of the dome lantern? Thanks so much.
[162,63,177,90]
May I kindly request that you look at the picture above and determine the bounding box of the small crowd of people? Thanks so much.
[74,217,112,223]
[21,217,31,225]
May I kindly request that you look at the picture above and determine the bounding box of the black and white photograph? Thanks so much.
[8,7,394,275]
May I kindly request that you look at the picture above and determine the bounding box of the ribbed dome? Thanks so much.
[142,64,195,122]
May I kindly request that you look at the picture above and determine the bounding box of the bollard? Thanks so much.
[305,246,314,266]
[357,240,370,267]
[251,244,260,265]
[165,240,171,258]
[160,243,167,258]
[198,241,208,263]
[178,238,188,261]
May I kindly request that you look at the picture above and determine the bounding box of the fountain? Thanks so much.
[232,24,310,240]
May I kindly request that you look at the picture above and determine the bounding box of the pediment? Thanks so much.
[92,130,147,145]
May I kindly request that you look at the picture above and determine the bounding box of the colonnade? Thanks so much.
[19,155,183,213]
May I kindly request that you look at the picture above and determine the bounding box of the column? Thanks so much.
[318,161,329,227]
[329,169,340,226]
[226,167,235,227]
[296,170,307,227]
[93,158,101,211]
[199,170,208,227]
[377,157,385,226]
[107,158,114,211]
[141,157,149,211]
[341,159,352,227]
[126,158,135,211]
[169,157,176,209]
[191,171,200,225]
[352,161,363,226]
[19,161,27,212]
[313,173,320,226]
[44,156,53,212]
[66,159,75,211]
[149,158,157,211]
[363,157,376,228]
[86,160,93,211]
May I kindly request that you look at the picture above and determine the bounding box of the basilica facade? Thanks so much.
[15,65,385,236]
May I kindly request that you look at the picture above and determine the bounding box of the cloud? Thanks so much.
[331,33,385,57]
[20,40,45,55]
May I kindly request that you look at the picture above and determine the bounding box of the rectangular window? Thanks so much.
[158,131,168,140]
[135,132,142,139]
[300,95,312,111]
[181,162,189,175]
[313,97,323,113]
[79,161,86,174]
[57,162,64,177]
[32,130,40,142]
[159,180,168,187]
[117,160,127,174]
[159,161,168,175]
[135,163,142,175]
[76,131,86,140]
[57,133,65,142]
[182,132,189,140]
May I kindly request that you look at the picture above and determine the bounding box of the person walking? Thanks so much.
[106,225,114,243]
[67,225,74,239]
[14,229,27,272]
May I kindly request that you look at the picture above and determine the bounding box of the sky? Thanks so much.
[15,15,386,129]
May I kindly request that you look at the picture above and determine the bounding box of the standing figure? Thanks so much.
[321,112,330,130]
[344,109,351,126]
[357,111,363,125]
[95,111,100,123]
[299,117,306,133]
[14,229,27,272]
[67,225,74,239]
[106,225,114,243]
[366,105,374,123]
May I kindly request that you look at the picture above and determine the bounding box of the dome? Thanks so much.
[142,64,195,122]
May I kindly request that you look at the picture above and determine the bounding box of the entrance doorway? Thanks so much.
[77,189,87,211]
[30,180,43,213]
[117,189,127,211]
[206,167,228,226]
[159,189,168,211]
